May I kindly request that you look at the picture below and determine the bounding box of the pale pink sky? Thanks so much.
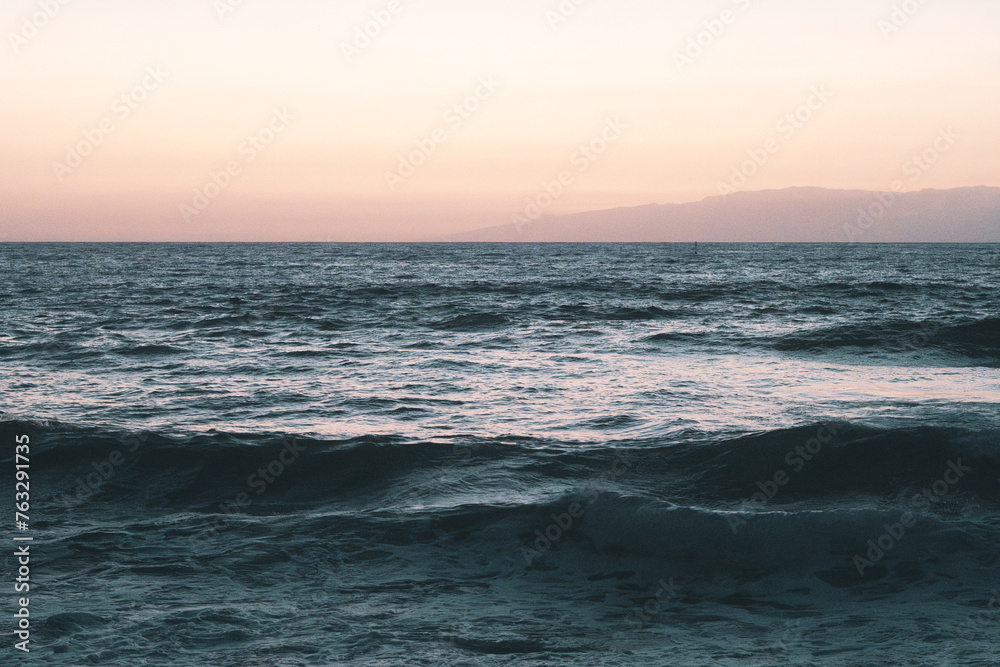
[1,0,998,240]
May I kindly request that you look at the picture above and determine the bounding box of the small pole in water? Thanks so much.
[694,242,698,255]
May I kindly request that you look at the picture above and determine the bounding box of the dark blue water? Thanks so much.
[1,243,998,665]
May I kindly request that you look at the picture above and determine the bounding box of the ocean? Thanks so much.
[1,243,998,665]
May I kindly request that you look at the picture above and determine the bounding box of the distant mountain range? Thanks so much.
[444,187,1000,242]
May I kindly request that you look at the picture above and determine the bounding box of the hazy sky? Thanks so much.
[2,0,998,240]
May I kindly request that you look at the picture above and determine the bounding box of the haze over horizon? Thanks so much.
[3,0,999,241]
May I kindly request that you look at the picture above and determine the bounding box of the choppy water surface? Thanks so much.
[1,243,998,665]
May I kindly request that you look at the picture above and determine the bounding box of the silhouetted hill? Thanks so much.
[444,187,1000,242]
